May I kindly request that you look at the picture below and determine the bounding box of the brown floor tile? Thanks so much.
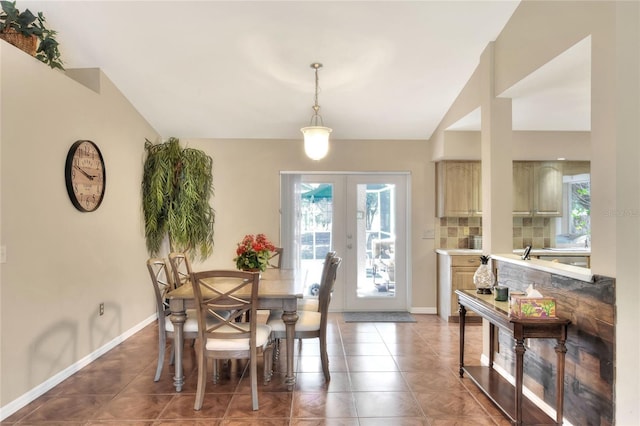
[93,394,174,421]
[19,395,113,422]
[349,371,409,392]
[1,314,509,425]
[353,391,424,418]
[292,392,357,418]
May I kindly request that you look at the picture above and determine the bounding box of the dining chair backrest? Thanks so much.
[169,252,193,289]
[146,258,172,322]
[318,256,342,315]
[190,269,273,411]
[190,269,261,343]
[319,250,336,287]
[268,247,284,269]
[148,257,203,382]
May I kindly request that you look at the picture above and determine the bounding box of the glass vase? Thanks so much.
[473,263,495,294]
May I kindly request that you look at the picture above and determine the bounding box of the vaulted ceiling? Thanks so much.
[23,1,588,140]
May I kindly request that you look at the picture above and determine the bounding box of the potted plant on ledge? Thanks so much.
[0,1,63,69]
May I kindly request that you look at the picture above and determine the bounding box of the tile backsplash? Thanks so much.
[437,217,551,249]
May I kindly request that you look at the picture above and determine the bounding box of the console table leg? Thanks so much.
[555,338,568,424]
[489,323,495,368]
[514,337,526,425]
[458,303,466,377]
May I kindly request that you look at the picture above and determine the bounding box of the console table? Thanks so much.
[455,289,570,425]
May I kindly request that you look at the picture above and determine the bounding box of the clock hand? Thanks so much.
[74,165,95,180]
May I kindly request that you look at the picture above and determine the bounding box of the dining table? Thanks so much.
[167,268,303,391]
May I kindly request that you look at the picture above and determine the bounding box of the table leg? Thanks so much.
[514,336,526,425]
[555,337,568,424]
[281,309,299,389]
[169,299,186,392]
[489,323,495,368]
[458,303,466,377]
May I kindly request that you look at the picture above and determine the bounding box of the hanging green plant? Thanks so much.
[142,137,214,260]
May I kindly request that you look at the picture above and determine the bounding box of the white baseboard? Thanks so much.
[0,314,156,421]
[410,307,437,314]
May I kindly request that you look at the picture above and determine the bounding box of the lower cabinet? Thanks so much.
[437,253,481,321]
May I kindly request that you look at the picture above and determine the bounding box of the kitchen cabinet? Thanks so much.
[437,161,563,218]
[437,252,481,322]
[533,161,563,216]
[436,161,482,217]
[513,161,563,217]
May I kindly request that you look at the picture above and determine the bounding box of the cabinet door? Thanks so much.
[472,162,482,216]
[534,162,563,216]
[513,162,534,216]
[436,162,478,217]
[451,267,479,316]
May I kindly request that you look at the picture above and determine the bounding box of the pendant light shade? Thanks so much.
[301,63,332,160]
[301,126,331,160]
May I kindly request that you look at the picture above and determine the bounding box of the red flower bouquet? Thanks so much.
[234,233,276,272]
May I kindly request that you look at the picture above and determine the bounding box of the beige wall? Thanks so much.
[182,138,434,313]
[0,44,159,407]
[0,46,435,411]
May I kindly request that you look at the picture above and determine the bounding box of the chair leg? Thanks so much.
[273,338,281,361]
[154,331,166,382]
[263,342,274,384]
[319,331,331,382]
[250,350,259,410]
[194,352,208,410]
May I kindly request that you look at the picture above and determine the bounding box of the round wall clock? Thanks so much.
[65,140,106,212]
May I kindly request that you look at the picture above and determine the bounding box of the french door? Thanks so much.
[283,173,409,312]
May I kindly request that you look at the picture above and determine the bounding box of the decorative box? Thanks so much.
[509,295,556,319]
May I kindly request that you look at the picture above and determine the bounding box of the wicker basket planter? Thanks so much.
[0,28,38,56]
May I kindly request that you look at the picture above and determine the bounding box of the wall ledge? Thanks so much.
[492,253,594,282]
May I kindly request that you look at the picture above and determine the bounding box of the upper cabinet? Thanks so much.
[533,162,563,216]
[437,161,563,217]
[513,161,564,216]
[436,161,482,217]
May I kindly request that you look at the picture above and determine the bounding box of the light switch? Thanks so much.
[422,229,435,239]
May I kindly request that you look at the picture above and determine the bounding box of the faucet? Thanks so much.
[585,236,590,248]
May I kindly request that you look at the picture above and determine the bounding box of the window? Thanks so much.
[555,173,590,247]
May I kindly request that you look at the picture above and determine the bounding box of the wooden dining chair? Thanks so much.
[267,256,341,381]
[146,258,201,381]
[190,269,274,411]
[168,252,193,289]
[268,247,284,269]
[298,250,336,312]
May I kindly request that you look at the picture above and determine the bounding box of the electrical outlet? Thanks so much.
[463,227,470,236]
[99,303,104,316]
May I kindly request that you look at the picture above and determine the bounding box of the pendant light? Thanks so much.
[301,63,332,160]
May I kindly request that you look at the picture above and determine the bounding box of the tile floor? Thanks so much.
[2,313,509,425]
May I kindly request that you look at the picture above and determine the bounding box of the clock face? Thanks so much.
[65,140,106,212]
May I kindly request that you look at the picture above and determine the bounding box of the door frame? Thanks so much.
[286,171,411,312]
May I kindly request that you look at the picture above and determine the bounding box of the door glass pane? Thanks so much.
[300,183,333,297]
[357,183,396,299]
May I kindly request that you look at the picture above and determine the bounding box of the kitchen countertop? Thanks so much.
[434,249,593,282]
[435,248,591,256]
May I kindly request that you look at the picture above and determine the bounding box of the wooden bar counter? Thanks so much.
[455,289,570,425]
